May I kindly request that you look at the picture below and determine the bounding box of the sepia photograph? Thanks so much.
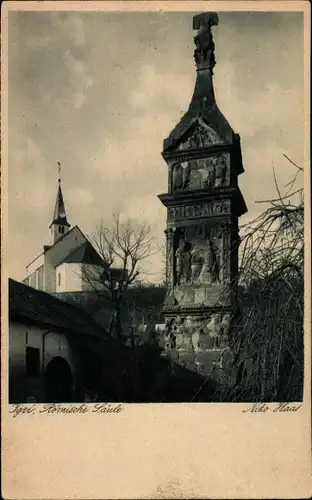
[6,7,306,405]
[2,2,311,499]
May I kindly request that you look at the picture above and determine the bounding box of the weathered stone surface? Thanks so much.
[158,12,247,387]
[170,154,230,193]
[168,198,230,220]
[176,123,224,151]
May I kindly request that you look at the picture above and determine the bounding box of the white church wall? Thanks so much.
[26,253,44,278]
[43,256,57,293]
[55,263,105,293]
[56,263,83,292]
[44,226,86,292]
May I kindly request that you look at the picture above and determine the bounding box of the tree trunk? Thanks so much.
[115,301,122,341]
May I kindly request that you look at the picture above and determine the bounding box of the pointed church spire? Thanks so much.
[50,162,70,244]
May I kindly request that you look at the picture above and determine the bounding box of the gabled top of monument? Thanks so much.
[163,12,235,154]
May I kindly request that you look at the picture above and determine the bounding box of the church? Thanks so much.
[23,176,106,294]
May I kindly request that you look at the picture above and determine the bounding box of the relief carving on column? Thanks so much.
[198,237,220,284]
[173,230,222,287]
[190,246,204,283]
[165,229,174,295]
[175,237,192,285]
[202,158,215,188]
[164,312,231,353]
[172,163,183,192]
[164,317,176,350]
[175,316,194,351]
[207,313,231,348]
[214,155,227,187]
[177,124,222,151]
[215,224,231,283]
[171,162,191,192]
[171,154,229,193]
[167,199,230,221]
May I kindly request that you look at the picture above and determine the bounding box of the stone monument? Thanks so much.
[158,13,247,384]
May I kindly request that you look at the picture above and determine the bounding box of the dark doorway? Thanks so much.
[44,357,73,403]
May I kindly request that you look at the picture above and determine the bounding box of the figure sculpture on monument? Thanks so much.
[166,236,173,294]
[175,239,184,285]
[203,159,215,188]
[199,238,219,284]
[191,246,204,283]
[172,163,183,191]
[181,242,192,284]
[214,156,227,187]
[175,239,192,285]
[199,127,207,147]
[189,129,200,149]
[182,162,191,190]
[193,12,219,70]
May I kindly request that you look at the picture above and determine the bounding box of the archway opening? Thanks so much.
[44,356,73,403]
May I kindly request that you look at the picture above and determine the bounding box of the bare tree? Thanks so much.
[191,155,304,402]
[220,154,304,401]
[81,212,157,341]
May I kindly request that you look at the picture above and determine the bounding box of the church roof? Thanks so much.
[26,225,80,269]
[9,278,136,374]
[25,226,103,271]
[9,278,109,338]
[50,182,70,228]
[63,241,105,266]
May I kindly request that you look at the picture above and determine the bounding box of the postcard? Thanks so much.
[1,1,311,498]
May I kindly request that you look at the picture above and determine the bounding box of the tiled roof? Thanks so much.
[9,279,133,364]
[63,241,105,266]
[9,278,108,338]
[26,226,81,269]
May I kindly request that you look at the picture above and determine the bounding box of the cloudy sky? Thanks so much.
[8,8,304,283]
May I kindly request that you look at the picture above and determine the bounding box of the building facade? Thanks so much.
[9,278,157,402]
[9,278,101,402]
[23,178,106,294]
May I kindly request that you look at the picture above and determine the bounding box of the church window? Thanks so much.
[58,273,61,286]
[26,346,40,377]
[30,272,36,288]
[37,266,44,290]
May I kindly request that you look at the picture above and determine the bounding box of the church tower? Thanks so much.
[50,170,70,245]
[158,13,247,384]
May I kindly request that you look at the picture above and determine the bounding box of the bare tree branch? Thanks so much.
[81,212,158,340]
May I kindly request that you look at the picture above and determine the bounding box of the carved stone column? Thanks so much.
[158,12,247,389]
[164,228,175,298]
